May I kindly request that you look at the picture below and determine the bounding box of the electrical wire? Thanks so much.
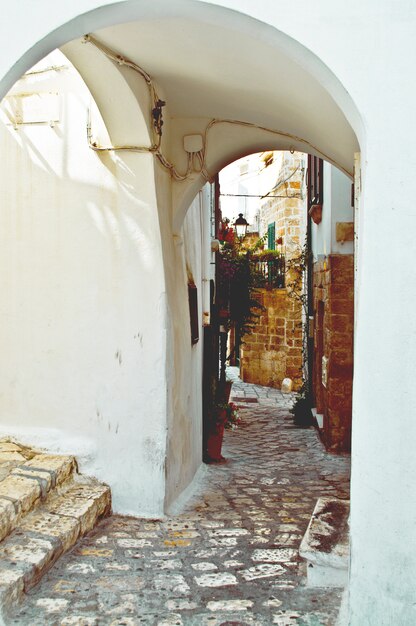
[84,34,194,180]
[83,36,353,182]
[23,65,69,77]
[220,193,301,199]
[202,119,352,179]
[261,165,300,199]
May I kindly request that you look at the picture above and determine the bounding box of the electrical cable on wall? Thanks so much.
[201,119,352,179]
[84,34,193,181]
[261,165,300,199]
[83,35,353,182]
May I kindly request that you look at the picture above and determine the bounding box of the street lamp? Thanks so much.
[234,213,249,240]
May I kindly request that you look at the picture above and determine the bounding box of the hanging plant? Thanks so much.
[217,239,263,339]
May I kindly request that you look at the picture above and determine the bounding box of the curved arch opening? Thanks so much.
[0,0,361,519]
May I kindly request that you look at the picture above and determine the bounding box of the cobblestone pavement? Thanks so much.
[10,379,350,626]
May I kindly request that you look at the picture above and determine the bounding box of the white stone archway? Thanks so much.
[1,3,416,625]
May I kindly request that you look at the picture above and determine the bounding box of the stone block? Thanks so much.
[19,511,81,552]
[329,349,353,367]
[44,480,111,534]
[328,361,353,380]
[331,266,354,285]
[0,498,16,542]
[327,393,349,412]
[0,568,25,618]
[299,497,349,588]
[24,454,76,486]
[328,283,346,300]
[0,451,27,463]
[330,299,353,316]
[0,533,59,591]
[330,314,353,334]
[0,475,41,516]
[11,467,53,494]
[330,332,353,351]
[329,254,354,272]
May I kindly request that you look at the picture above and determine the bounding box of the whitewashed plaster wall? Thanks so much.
[311,163,353,259]
[164,189,207,512]
[219,151,288,233]
[219,153,271,229]
[330,166,353,256]
[0,3,415,624]
[0,55,169,517]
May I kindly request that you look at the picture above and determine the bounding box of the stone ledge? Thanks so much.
[299,497,349,588]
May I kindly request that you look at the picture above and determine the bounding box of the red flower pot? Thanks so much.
[206,408,227,462]
[206,424,225,462]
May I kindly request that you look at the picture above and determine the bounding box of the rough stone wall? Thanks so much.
[313,254,354,452]
[240,289,303,390]
[239,152,306,392]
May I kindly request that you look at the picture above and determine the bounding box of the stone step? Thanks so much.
[0,439,78,543]
[299,497,350,588]
[0,476,111,620]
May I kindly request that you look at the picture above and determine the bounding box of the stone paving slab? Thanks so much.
[9,378,350,626]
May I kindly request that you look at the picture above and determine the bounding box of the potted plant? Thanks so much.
[205,401,241,462]
[290,392,313,427]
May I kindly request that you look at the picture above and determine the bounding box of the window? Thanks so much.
[267,222,276,250]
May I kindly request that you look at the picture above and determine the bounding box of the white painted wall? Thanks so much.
[331,167,354,256]
[0,54,169,517]
[0,2,416,623]
[312,163,353,259]
[219,152,281,230]
[163,188,205,512]
[0,46,208,519]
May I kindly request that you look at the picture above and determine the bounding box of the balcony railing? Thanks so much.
[251,256,285,289]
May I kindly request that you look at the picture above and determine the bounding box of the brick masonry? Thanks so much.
[240,289,303,391]
[313,254,354,452]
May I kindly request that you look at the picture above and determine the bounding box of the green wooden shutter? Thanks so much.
[268,222,276,250]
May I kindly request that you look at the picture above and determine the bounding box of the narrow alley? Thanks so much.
[10,378,350,626]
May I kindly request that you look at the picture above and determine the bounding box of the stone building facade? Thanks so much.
[240,151,306,391]
[240,288,303,389]
[259,151,306,256]
[309,158,354,453]
[312,255,354,452]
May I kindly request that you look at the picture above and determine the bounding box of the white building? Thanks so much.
[0,2,415,624]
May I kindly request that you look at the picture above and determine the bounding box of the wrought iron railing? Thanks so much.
[251,256,285,289]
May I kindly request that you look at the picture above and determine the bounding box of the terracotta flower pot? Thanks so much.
[206,408,227,462]
[206,424,225,462]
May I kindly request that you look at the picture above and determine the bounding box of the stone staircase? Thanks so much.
[0,439,111,620]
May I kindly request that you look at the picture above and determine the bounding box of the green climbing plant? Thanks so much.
[285,239,314,427]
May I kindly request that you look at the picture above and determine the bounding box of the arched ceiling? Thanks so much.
[66,7,358,179]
